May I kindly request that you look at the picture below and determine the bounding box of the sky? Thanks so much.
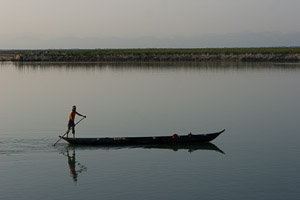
[1,0,300,49]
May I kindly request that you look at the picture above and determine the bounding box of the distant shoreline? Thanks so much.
[1,48,300,62]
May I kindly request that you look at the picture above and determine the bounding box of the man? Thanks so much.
[66,105,86,138]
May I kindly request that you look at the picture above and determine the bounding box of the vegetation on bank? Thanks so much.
[1,48,300,62]
[3,47,300,56]
[78,48,300,55]
[38,47,300,55]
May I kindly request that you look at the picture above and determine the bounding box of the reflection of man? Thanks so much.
[67,148,78,182]
[65,147,87,183]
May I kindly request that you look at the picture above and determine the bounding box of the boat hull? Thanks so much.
[60,129,225,146]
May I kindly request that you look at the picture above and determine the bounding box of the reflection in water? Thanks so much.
[62,146,87,183]
[68,142,225,154]
[141,142,225,154]
[12,61,300,72]
[59,142,224,182]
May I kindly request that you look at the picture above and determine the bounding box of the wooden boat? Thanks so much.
[60,129,225,146]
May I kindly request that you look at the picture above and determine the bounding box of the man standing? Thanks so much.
[67,105,86,138]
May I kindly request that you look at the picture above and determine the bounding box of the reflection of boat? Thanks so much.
[60,129,225,146]
[66,142,225,154]
[59,142,224,183]
[141,142,225,154]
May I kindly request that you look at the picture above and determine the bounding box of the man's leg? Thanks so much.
[66,129,70,138]
[72,126,75,139]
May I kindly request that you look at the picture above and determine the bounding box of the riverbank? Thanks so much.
[1,48,300,62]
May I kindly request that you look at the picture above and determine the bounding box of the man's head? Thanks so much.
[72,105,76,111]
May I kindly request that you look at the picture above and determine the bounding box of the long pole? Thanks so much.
[53,117,85,146]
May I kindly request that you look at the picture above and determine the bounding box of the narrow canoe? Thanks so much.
[60,129,225,146]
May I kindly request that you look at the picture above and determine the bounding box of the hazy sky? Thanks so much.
[1,0,300,49]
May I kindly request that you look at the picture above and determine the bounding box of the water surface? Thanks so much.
[1,62,300,200]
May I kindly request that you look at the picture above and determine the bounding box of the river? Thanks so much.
[1,62,300,200]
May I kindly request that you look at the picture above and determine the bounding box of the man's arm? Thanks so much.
[75,112,86,118]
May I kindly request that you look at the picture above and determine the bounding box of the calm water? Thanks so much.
[1,62,300,200]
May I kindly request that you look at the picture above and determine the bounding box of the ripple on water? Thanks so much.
[0,138,56,156]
